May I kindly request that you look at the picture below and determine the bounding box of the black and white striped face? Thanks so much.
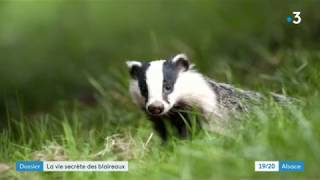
[126,54,190,116]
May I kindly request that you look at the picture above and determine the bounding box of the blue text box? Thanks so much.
[16,161,43,172]
[279,161,304,172]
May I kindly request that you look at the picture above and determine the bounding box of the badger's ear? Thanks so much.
[126,61,142,79]
[171,53,189,72]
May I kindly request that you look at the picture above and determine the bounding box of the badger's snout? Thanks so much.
[147,101,164,115]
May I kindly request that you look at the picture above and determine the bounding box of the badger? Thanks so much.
[126,53,294,141]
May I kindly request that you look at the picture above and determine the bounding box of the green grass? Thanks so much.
[1,49,320,179]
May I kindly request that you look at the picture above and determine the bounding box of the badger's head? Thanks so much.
[126,53,190,116]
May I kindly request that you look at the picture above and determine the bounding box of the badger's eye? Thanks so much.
[164,83,172,92]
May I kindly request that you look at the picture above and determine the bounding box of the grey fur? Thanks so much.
[206,78,299,113]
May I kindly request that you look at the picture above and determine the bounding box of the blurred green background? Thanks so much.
[0,0,319,115]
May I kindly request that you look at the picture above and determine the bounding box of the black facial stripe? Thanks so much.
[162,60,179,102]
[134,62,150,102]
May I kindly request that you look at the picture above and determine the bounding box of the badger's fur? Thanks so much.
[126,53,294,141]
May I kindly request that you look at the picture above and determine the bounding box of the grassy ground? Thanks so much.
[1,49,320,179]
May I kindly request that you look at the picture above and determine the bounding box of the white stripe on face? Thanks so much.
[145,60,165,105]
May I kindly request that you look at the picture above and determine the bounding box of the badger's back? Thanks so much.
[207,78,298,113]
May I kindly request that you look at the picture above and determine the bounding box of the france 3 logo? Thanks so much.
[287,11,302,24]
